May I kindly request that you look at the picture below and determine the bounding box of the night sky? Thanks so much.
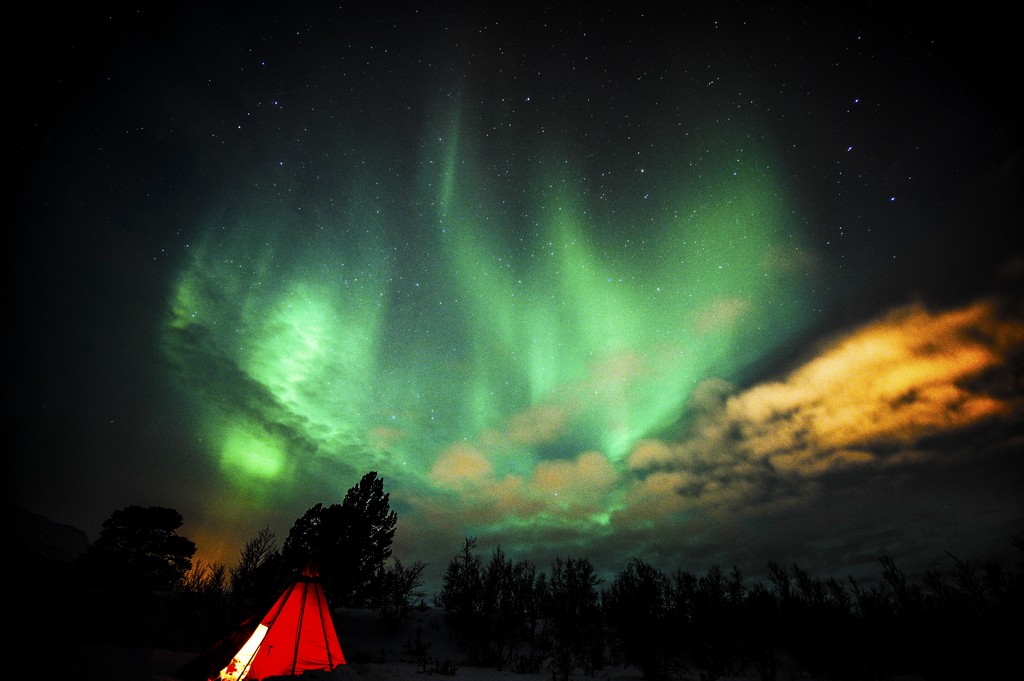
[12,3,1022,593]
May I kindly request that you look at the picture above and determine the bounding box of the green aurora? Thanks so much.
[14,3,1022,596]
[162,99,812,529]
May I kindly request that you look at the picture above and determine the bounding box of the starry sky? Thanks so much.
[12,3,1022,593]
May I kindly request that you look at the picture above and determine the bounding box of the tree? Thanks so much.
[687,565,747,680]
[768,562,860,680]
[173,560,231,650]
[488,549,541,671]
[229,526,285,618]
[282,471,398,606]
[178,559,228,598]
[543,556,604,679]
[377,556,427,631]
[77,505,196,592]
[437,539,542,669]
[604,558,675,681]
[438,537,487,662]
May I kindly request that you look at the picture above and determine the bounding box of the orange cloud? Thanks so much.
[619,470,693,525]
[417,299,1022,548]
[627,439,676,470]
[531,451,618,514]
[505,403,573,445]
[429,443,493,486]
[621,299,1024,523]
[423,447,623,529]
[731,301,1022,458]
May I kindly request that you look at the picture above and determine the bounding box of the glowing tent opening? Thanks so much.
[177,563,345,681]
[218,624,268,680]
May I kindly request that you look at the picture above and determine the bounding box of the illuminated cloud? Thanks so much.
[429,443,494,487]
[730,301,1021,458]
[503,402,575,446]
[531,451,618,514]
[624,299,1024,525]
[398,297,1024,570]
[426,447,620,523]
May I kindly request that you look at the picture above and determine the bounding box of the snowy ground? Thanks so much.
[63,607,648,681]
[64,607,927,681]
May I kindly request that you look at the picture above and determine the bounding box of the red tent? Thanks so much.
[215,563,345,680]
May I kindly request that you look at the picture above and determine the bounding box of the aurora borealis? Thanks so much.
[13,4,1022,591]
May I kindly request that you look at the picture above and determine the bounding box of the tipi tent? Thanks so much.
[181,563,346,680]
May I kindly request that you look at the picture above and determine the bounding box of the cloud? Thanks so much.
[402,297,1022,584]
[502,402,575,446]
[623,299,1024,524]
[729,301,1021,457]
[532,451,618,512]
[428,445,621,523]
[429,442,494,486]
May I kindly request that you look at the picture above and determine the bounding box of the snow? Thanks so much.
[63,606,928,681]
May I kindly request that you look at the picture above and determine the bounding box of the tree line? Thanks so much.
[435,539,1021,680]
[33,472,425,655]
[30,471,1020,680]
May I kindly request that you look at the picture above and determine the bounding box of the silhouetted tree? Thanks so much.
[438,537,488,663]
[479,546,534,668]
[501,556,543,672]
[913,549,1020,680]
[78,505,197,592]
[282,471,398,607]
[229,526,285,618]
[741,582,780,681]
[765,562,862,680]
[171,559,230,650]
[71,505,198,648]
[437,540,544,670]
[179,560,229,596]
[543,556,604,680]
[428,538,1024,681]
[687,565,747,680]
[604,558,675,681]
[377,556,427,631]
[479,546,513,666]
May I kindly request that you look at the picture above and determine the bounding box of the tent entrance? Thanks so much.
[218,623,269,680]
